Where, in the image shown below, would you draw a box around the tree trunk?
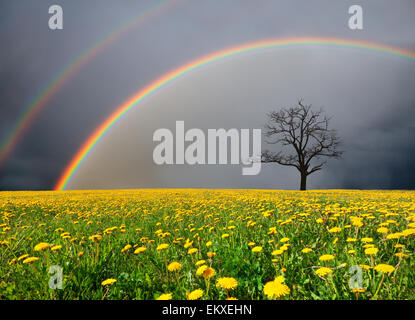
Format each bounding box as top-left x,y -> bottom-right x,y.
300,172 -> 307,191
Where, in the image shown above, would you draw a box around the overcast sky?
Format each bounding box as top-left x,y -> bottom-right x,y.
0,0 -> 414,190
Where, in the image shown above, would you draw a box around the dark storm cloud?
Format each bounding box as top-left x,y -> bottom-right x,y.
0,0 -> 414,190
0,0 -> 177,190
310,61 -> 415,190
335,98 -> 415,189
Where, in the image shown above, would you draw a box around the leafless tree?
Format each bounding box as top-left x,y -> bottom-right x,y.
261,100 -> 343,190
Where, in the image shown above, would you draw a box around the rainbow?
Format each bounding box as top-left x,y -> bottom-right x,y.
55,37 -> 415,190
0,0 -> 178,166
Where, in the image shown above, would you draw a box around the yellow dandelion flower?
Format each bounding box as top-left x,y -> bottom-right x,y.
272,249 -> 284,256
17,254 -> 29,261
360,264 -> 371,270
315,267 -> 333,277
51,245 -> 62,251
374,264 -> 395,274
134,246 -> 147,254
207,251 -> 216,258
301,248 -> 312,253
280,245 -> 289,251
184,240 -> 193,249
319,254 -> 334,262
187,289 -> 204,300
263,276 -> 290,299
252,246 -> 262,253
196,265 -> 208,276
377,227 -> 389,234
156,293 -> 172,300
34,242 -> 50,251
23,257 -> 39,264
188,248 -> 198,255
88,234 -> 102,242
101,278 -> 116,286
121,244 -> 132,253
167,261 -> 182,272
216,277 -> 238,290
195,260 -> 206,266
202,267 -> 216,279
364,247 -> 379,255
386,233 -> 403,240
402,228 -> 415,236
156,243 -> 169,251
351,218 -> 363,228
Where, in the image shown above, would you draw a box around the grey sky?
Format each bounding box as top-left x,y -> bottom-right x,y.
0,0 -> 414,190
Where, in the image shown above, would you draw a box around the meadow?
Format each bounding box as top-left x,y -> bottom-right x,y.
0,189 -> 414,300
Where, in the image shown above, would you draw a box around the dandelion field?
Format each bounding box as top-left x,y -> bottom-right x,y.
0,189 -> 414,300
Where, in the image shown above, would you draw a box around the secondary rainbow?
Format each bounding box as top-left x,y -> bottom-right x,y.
55,37 -> 415,190
0,0 -> 178,166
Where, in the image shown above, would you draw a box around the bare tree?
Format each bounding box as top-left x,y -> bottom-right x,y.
261,100 -> 343,190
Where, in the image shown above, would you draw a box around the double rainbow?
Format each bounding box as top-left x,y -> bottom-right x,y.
55,37 -> 415,190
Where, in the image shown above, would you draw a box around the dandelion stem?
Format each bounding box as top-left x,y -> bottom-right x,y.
206,279 -> 211,297
95,242 -> 99,264
175,271 -> 182,291
102,286 -> 110,300
373,274 -> 385,299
